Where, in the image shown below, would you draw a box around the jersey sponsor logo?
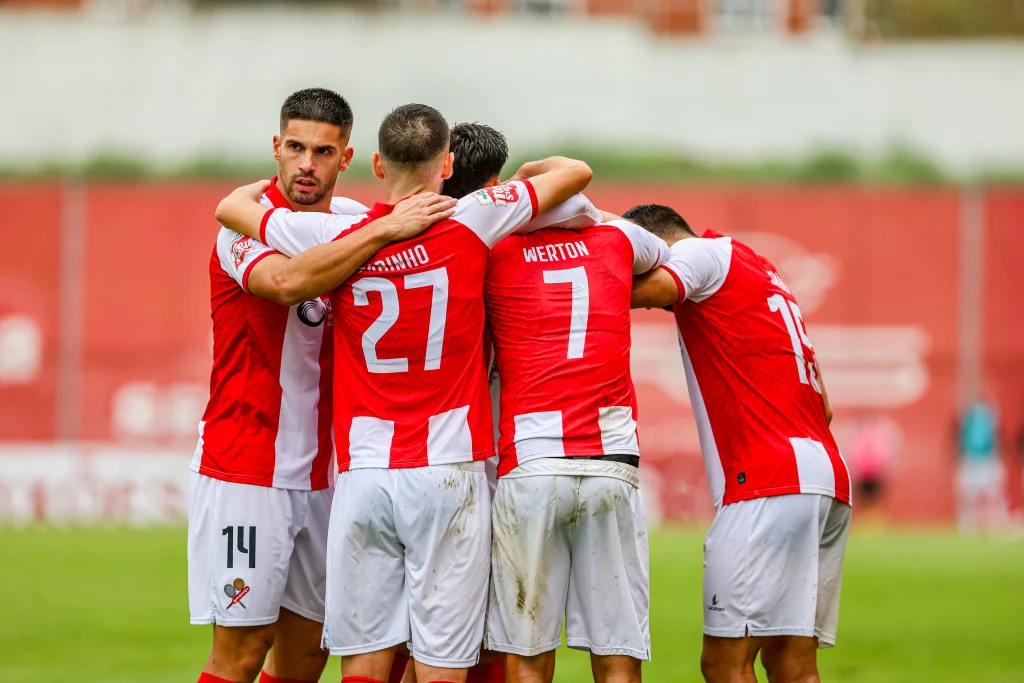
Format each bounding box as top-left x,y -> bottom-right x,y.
230,234 -> 254,267
223,577 -> 250,609
473,184 -> 520,208
297,298 -> 328,327
523,240 -> 589,263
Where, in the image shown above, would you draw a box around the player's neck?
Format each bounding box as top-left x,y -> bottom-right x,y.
275,177 -> 334,214
384,178 -> 441,205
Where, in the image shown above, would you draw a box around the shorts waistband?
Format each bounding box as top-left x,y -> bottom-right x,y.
502,456 -> 640,487
580,454 -> 639,468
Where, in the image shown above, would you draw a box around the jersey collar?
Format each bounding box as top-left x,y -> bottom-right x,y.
265,175 -> 293,210
367,202 -> 396,219
702,229 -> 723,239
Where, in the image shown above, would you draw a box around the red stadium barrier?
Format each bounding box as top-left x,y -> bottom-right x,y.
0,181 -> 1021,523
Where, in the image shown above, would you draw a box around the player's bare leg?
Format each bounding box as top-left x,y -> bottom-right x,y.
505,651 -> 556,683
758,636 -> 819,683
402,650 -> 504,683
700,634 -> 763,683
203,623 -> 276,683
261,608 -> 329,681
341,646 -> 400,682
412,660 -> 468,683
590,653 -> 642,683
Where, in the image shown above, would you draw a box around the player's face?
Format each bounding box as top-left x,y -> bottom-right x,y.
274,120 -> 354,206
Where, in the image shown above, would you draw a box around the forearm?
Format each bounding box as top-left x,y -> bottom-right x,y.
519,194 -> 600,233
630,269 -> 680,309
215,192 -> 267,240
263,223 -> 393,304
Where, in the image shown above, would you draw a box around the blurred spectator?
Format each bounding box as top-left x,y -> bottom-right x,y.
848,414 -> 897,523
955,395 -> 1009,532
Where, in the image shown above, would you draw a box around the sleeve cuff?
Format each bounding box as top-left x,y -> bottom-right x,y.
521,179 -> 539,220
659,264 -> 686,304
241,250 -> 278,293
259,208 -> 276,244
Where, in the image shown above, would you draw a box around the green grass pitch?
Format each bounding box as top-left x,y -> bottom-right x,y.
1,527 -> 1021,682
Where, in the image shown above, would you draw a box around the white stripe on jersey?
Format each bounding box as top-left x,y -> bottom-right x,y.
426,406 -> 474,465
273,307 -> 326,488
349,416 -> 395,468
790,437 -> 837,499
679,332 -> 727,511
597,406 -> 640,454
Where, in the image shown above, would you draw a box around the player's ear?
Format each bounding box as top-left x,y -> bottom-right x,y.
371,152 -> 386,181
339,146 -> 355,173
485,173 -> 500,188
273,135 -> 282,162
441,151 -> 454,181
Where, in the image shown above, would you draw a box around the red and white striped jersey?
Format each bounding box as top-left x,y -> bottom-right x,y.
258,182 -> 600,471
661,230 -> 851,509
485,220 -> 669,476
192,178 -> 367,490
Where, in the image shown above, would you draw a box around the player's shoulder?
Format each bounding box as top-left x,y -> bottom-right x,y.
330,196 -> 370,216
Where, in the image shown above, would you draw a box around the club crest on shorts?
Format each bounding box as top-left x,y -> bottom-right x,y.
224,577 -> 250,609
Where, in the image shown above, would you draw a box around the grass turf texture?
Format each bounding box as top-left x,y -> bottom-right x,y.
1,527 -> 1021,682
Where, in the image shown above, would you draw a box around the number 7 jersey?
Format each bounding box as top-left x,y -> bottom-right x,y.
660,230 -> 851,509
485,220 -> 670,476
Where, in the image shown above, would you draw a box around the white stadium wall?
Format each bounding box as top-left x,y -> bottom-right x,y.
0,9 -> 1022,172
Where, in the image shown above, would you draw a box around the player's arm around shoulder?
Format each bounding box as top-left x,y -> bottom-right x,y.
604,217 -> 671,275
215,179 -> 357,257
508,156 -> 593,216
238,193 -> 456,307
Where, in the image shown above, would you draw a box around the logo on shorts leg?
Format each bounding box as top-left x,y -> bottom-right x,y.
707,594 -> 725,612
224,578 -> 250,609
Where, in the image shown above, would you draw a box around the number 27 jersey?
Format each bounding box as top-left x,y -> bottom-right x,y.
661,230 -> 850,509
259,182 -> 599,471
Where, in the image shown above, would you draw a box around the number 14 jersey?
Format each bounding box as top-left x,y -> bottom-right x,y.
660,230 -> 851,509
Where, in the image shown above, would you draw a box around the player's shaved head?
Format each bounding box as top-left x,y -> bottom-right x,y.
280,88 -> 353,133
378,104 -> 450,167
443,123 -> 509,199
623,204 -> 696,241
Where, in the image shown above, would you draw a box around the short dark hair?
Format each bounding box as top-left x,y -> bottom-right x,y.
280,88 -> 353,132
378,104 -> 450,166
622,204 -> 696,239
442,123 -> 509,199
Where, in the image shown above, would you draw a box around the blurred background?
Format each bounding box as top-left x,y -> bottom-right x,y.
1,1 -> 1023,682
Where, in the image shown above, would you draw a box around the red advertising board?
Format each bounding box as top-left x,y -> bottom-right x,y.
0,181 -> 1021,523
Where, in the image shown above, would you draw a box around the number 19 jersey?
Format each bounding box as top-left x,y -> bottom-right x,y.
485,220 -> 669,476
661,230 -> 851,509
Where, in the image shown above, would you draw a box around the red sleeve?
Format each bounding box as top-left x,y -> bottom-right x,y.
259,208 -> 276,244
659,263 -> 686,303
522,179 -> 539,220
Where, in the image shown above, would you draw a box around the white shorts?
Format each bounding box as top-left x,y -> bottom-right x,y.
187,471 -> 333,627
323,462 -> 491,669
485,459 -> 651,660
703,493 -> 851,648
